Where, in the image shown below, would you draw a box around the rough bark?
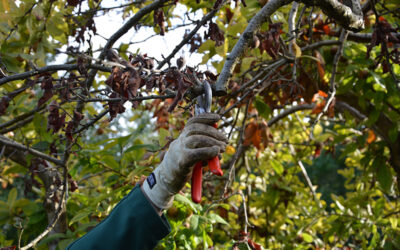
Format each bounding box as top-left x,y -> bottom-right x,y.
300,0 -> 364,32
214,0 -> 293,95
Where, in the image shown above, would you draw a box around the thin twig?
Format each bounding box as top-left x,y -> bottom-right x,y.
239,190 -> 251,233
73,109 -> 109,134
156,5 -> 222,69
310,29 -> 348,139
0,105 -> 47,130
222,99 -> 251,197
20,162 -> 67,250
288,144 -> 322,208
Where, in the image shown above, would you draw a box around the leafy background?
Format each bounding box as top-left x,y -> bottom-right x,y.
0,0 -> 399,249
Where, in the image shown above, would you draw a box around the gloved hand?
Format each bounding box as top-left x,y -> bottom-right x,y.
142,113 -> 227,210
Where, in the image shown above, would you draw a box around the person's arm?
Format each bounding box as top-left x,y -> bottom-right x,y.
67,185 -> 170,250
67,113 -> 227,249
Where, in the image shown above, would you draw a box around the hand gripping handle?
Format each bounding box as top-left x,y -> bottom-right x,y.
191,123 -> 223,203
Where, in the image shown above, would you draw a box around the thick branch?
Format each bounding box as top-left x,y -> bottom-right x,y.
1,144 -> 28,166
214,0 -> 293,95
0,135 -> 63,166
267,103 -> 315,127
339,31 -> 400,43
300,0 -> 364,32
0,64 -> 110,86
70,94 -> 175,103
0,105 -> 46,130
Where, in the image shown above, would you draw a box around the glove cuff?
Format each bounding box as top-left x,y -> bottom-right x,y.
142,165 -> 175,210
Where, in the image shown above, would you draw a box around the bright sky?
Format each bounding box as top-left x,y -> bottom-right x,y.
56,1 -> 211,70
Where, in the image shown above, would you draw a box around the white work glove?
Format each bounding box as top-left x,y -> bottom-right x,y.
142,113 -> 227,210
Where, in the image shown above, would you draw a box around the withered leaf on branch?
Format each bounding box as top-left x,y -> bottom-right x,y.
154,9 -> 166,36
65,111 -> 84,141
67,0 -> 80,7
206,21 -> 224,47
243,120 -> 272,152
186,33 -> 202,53
108,93 -> 126,121
106,67 -> 123,94
38,75 -> 54,107
259,23 -> 282,59
131,54 -> 154,70
165,69 -> 191,112
77,56 -> 87,75
298,69 -> 318,104
47,100 -> 66,133
367,17 -> 399,55
0,96 -> 10,115
152,99 -> 170,129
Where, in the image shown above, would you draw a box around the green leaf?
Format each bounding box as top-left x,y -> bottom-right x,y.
389,217 -> 398,229
207,213 -> 229,225
254,97 -> 271,120
7,188 -> 17,207
100,155 -> 120,169
302,233 -> 313,243
13,199 -> 30,210
389,126 -> 398,142
236,242 -> 252,250
368,109 -> 381,125
69,209 -> 92,226
117,134 -> 134,148
377,162 -> 393,193
174,194 -> 199,213
125,144 -> 159,153
371,72 -> 387,93
313,124 -> 323,136
158,128 -> 169,147
32,141 -> 50,152
3,165 -> 27,175
190,214 -> 199,230
198,40 -> 214,53
270,159 -> 284,175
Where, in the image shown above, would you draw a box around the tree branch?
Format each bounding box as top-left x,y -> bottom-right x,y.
310,29 -> 348,139
157,6 -> 221,69
0,64 -> 110,86
267,103 -> 315,127
69,93 -> 175,103
300,0 -> 364,32
20,161 -> 67,250
0,135 -> 63,166
289,144 -> 322,208
214,0 -> 293,95
102,0 -> 170,57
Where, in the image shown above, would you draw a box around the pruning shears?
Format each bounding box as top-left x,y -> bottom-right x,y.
191,80 -> 223,204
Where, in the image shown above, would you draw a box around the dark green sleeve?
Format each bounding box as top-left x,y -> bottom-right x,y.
67,185 -> 171,250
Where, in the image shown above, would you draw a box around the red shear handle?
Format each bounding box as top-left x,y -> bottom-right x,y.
209,123 -> 223,176
208,156 -> 223,176
191,123 -> 224,203
191,162 -> 203,203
